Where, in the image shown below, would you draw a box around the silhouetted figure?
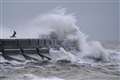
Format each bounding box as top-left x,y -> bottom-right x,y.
10,30 -> 16,38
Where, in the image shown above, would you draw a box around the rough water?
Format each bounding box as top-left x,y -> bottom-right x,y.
0,8 -> 120,80
0,55 -> 120,80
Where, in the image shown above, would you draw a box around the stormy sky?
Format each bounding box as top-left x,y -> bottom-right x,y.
0,0 -> 119,41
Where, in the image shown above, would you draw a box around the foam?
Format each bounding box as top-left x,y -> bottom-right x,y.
30,8 -> 113,62
17,74 -> 64,80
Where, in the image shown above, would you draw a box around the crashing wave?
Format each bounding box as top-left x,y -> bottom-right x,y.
24,8 -> 119,63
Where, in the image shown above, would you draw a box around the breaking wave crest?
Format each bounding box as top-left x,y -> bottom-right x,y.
25,8 -> 120,64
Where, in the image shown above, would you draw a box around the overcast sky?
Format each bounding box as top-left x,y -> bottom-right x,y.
0,0 -> 119,41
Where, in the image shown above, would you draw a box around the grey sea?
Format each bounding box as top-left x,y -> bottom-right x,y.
0,42 -> 120,80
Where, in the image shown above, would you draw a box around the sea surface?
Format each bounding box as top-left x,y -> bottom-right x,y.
0,42 -> 120,80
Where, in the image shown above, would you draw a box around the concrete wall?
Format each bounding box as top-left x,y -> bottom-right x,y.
0,39 -> 58,50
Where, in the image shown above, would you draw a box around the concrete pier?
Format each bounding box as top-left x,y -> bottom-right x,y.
0,39 -> 58,50
0,39 -> 59,61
